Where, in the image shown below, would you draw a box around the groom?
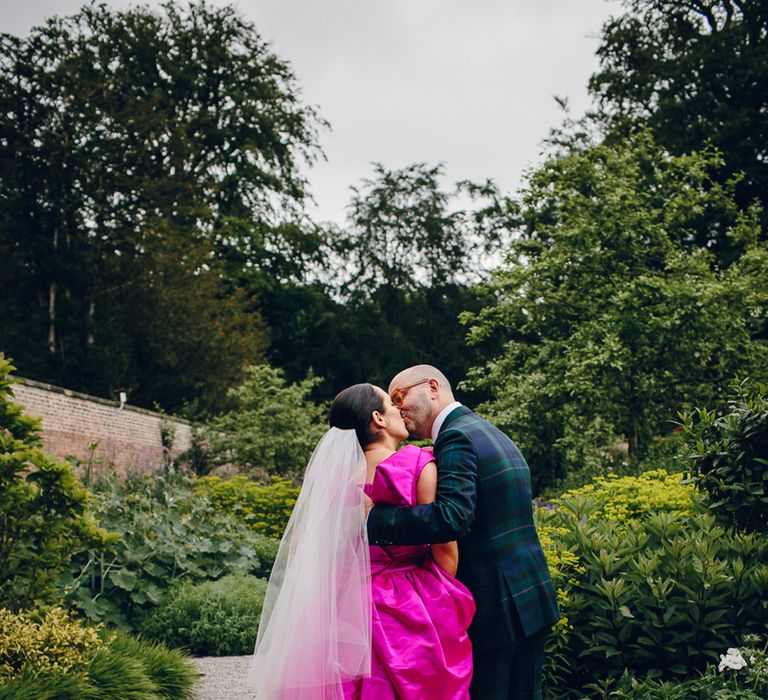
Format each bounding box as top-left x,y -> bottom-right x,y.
366,365 -> 560,699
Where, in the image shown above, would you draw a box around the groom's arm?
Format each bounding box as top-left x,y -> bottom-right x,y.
366,429 -> 478,545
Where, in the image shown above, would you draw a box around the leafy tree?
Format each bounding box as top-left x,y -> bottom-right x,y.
0,356 -> 106,610
590,0 -> 768,258
340,163 -> 508,295
464,132 -> 768,492
234,163 -> 509,403
202,364 -> 327,478
0,1 -> 323,412
257,278 -> 496,403
261,163 -> 505,400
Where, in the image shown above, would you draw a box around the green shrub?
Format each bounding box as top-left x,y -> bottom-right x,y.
0,608 -> 197,700
539,497 -> 768,697
682,380 -> 768,533
556,468 -> 697,522
0,607 -> 103,681
195,474 -> 299,538
695,634 -> 768,699
0,356 -> 108,610
87,631 -> 197,700
251,535 -> 280,578
87,649 -> 160,700
202,364 -> 327,477
542,469 -> 702,692
137,573 -> 267,656
62,472 -> 266,629
579,634 -> 768,699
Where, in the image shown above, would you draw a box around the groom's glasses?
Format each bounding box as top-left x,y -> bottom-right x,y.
390,379 -> 430,407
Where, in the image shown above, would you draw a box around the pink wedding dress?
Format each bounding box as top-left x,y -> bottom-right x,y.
343,445 -> 475,700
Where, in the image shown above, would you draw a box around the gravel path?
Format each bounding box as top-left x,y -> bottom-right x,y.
191,656 -> 257,700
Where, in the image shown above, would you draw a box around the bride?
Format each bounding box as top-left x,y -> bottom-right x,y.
249,382 -> 475,699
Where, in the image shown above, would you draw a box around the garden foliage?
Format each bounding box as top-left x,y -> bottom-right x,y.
683,381 -> 768,534
103,631 -> 198,700
195,474 -> 299,538
138,573 -> 268,656
582,634 -> 768,699
539,470 -> 768,697
0,357 -> 107,610
556,469 -> 696,522
62,472 -> 274,629
0,607 -> 103,681
581,636 -> 768,699
202,364 -> 327,477
464,131 -> 768,491
0,608 -> 197,699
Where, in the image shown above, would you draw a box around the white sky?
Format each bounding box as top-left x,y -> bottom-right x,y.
1,0 -> 620,226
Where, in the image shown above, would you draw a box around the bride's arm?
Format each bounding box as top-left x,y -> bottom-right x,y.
416,461 -> 458,576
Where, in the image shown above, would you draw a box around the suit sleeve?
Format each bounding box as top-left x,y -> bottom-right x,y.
366,429 -> 478,545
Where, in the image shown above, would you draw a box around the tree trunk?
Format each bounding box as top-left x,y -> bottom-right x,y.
48,228 -> 59,354
87,300 -> 95,346
627,416 -> 639,462
48,282 -> 57,354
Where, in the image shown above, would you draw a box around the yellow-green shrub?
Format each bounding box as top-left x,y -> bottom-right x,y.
0,607 -> 104,680
536,511 -> 581,690
556,468 -> 695,522
195,475 -> 299,537
539,469 -> 696,691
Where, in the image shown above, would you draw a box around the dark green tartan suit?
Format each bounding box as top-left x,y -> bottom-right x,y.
367,405 -> 560,698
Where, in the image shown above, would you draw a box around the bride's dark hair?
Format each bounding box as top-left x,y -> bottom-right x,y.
329,383 -> 385,449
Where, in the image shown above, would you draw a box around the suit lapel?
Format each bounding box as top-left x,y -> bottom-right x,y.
434,405 -> 472,451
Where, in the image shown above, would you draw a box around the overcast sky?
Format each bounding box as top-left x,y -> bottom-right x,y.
1,0 -> 619,226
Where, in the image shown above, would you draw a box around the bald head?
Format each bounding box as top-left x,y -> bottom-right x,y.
388,365 -> 453,396
388,365 -> 455,439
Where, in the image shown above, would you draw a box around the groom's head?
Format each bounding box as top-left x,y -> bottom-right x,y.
388,365 -> 455,439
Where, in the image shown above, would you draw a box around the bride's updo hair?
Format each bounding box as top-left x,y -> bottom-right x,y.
329,383 -> 385,449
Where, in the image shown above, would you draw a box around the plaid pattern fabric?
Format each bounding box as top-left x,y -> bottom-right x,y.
471,628 -> 547,700
367,406 -> 560,652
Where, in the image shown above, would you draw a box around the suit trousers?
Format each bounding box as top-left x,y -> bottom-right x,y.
469,626 -> 548,700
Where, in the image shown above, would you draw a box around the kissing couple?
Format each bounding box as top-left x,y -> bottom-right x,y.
250,364 -> 560,699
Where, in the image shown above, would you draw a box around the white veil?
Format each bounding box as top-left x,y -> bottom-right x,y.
249,427 -> 372,699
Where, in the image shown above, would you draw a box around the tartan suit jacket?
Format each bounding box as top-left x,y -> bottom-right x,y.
366,405 -> 560,651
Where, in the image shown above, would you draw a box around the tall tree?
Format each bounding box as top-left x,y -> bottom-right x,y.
590,0 -> 768,260
0,1 -> 324,412
340,163 -> 507,295
465,132 -> 768,492
259,164 -> 509,400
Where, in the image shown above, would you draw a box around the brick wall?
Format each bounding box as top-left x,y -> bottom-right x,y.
11,377 -> 192,477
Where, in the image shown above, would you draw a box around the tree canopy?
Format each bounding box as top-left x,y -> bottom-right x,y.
590,0 -> 768,258
258,163 -> 507,401
202,364 -> 327,478
464,132 -> 768,491
3,1 -> 767,496
0,1 -> 324,412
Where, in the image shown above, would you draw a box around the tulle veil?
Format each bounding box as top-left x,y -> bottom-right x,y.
249,427 -> 372,699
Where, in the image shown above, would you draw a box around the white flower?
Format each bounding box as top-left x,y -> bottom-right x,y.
718,648 -> 748,673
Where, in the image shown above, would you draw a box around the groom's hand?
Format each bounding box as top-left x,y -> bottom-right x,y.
363,493 -> 375,515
